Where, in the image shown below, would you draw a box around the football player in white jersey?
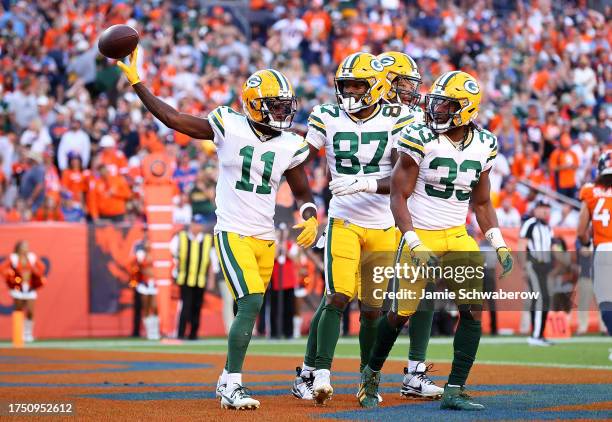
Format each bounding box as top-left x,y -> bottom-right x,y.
291,52 -> 420,405
358,71 -> 513,411
377,51 -> 444,400
118,50 -> 319,410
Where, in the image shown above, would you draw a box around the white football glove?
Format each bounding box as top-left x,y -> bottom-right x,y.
329,176 -> 377,196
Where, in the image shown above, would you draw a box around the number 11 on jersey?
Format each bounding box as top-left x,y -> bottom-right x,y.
236,145 -> 275,194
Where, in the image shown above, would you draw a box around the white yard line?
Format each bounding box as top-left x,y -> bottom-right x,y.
1,337 -> 610,370
2,336 -> 609,349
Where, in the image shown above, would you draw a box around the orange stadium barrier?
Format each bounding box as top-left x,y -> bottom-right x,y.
0,222 -> 227,340
0,224 -> 601,339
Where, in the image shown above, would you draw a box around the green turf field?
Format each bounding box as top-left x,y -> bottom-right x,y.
4,336 -> 611,369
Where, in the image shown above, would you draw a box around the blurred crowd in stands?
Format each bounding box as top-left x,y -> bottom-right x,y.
0,0 -> 610,229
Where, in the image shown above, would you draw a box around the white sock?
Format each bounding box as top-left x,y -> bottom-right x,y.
408,360 -> 419,373
143,317 -> 150,339
293,316 -> 302,339
220,368 -> 228,384
150,316 -> 160,339
226,373 -> 242,391
301,363 -> 314,376
448,384 -> 461,388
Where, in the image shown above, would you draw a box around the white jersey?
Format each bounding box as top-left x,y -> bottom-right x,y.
306,103 -> 423,228
208,106 -> 309,240
397,122 -> 497,230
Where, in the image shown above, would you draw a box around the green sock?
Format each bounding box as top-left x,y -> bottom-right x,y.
304,298 -> 325,368
315,303 -> 344,370
359,314 -> 382,372
226,294 -> 263,373
448,317 -> 482,386
369,315 -> 403,372
408,310 -> 434,362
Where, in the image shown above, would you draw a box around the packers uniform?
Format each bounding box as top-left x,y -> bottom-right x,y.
307,101 -> 420,306
392,121 -> 496,315
208,100 -> 309,299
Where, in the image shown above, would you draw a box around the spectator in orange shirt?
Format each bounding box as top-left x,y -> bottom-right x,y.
33,195 -> 64,222
549,133 -> 579,198
61,152 -> 89,205
88,162 -> 132,223
512,143 -> 540,179
5,198 -> 32,223
139,122 -> 165,154
98,135 -> 128,176
43,150 -> 61,205
541,110 -> 563,161
498,177 -> 528,216
303,0 -> 332,63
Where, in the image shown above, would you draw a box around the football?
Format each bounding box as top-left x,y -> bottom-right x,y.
97,24 -> 139,59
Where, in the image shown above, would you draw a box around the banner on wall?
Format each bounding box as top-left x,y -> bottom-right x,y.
89,223 -> 145,314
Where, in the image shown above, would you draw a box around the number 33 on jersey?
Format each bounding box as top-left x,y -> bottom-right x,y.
397,122 -> 498,230
306,102 -> 420,228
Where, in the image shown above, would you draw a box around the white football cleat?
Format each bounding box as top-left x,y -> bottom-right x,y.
527,337 -> 553,347
400,362 -> 443,399
220,385 -> 260,410
216,376 -> 226,400
291,367 -> 314,400
312,369 -> 333,405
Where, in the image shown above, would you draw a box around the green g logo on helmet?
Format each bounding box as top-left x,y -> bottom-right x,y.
379,55 -> 396,67
246,75 -> 262,88
464,79 -> 480,95
370,59 -> 384,72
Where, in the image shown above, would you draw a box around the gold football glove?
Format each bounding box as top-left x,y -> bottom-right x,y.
497,246 -> 513,278
293,216 -> 318,248
410,243 -> 439,267
116,47 -> 141,85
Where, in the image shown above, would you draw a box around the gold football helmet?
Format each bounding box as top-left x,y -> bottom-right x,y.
241,69 -> 297,130
335,52 -> 386,113
377,51 -> 421,107
425,71 -> 482,133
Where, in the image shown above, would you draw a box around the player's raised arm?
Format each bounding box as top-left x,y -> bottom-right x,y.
471,169 -> 513,277
117,48 -> 214,140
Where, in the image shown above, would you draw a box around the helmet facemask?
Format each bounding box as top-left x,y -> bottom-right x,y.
598,151 -> 612,176
335,78 -> 374,113
425,94 -> 464,133
390,75 -> 421,107
248,95 -> 297,131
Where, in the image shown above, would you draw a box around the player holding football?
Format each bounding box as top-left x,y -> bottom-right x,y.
292,52 -> 421,405
577,150 -> 612,335
358,71 -> 513,410
117,50 -> 319,410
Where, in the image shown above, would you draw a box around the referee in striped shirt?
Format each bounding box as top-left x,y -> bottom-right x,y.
518,200 -> 553,346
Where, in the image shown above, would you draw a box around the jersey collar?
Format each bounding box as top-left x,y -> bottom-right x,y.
345,103 -> 381,124
442,126 -> 474,151
247,120 -> 280,142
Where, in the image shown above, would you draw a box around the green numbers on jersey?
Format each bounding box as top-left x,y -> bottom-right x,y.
235,146 -> 275,194
425,157 -> 482,201
410,123 -> 437,145
382,104 -> 402,117
320,104 -> 339,117
333,131 -> 388,175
